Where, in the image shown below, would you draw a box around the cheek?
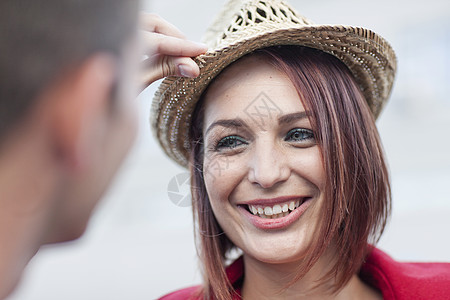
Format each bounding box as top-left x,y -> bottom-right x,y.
290,147 -> 326,192
203,154 -> 246,209
110,98 -> 139,155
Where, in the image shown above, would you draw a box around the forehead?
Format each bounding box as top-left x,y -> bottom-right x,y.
202,54 -> 305,127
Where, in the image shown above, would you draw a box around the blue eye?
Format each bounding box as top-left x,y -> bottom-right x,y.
216,136 -> 247,150
285,128 -> 314,142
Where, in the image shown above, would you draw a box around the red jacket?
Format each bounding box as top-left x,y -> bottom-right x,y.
159,248 -> 450,299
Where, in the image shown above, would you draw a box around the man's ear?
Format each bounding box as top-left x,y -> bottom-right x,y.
49,53 -> 118,173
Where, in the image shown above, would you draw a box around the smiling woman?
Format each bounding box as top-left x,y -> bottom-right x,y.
189,46 -> 389,299
151,0 -> 450,299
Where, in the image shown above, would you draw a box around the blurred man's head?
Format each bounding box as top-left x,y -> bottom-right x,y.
0,0 -> 140,280
0,1 -> 210,298
0,0 -> 139,138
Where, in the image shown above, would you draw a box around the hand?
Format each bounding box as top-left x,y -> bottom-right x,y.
139,13 -> 208,89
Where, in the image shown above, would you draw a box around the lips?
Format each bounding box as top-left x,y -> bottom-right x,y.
237,196 -> 312,230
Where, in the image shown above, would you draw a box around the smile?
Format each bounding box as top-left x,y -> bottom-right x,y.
247,200 -> 302,219
238,196 -> 313,230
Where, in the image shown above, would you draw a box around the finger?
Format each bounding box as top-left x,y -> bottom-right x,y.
140,56 -> 201,89
139,12 -> 186,40
141,55 -> 201,83
142,31 -> 208,57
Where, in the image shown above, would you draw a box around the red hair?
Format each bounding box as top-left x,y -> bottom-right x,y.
189,46 -> 391,300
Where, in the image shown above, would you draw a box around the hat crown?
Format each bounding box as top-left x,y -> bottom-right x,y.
203,0 -> 313,49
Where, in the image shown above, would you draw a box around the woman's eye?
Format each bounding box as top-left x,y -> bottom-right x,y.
285,128 -> 315,142
216,136 -> 247,150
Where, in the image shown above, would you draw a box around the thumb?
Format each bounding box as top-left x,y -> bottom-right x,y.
173,57 -> 201,78
140,56 -> 200,89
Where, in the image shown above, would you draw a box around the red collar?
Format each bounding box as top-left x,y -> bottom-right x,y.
159,247 -> 450,299
225,247 -> 450,300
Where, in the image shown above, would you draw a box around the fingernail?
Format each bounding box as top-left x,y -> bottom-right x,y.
178,64 -> 195,78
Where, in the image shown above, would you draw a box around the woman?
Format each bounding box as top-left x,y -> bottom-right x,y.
151,0 -> 450,299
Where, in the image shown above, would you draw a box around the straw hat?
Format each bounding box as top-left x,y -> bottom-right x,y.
151,0 -> 397,168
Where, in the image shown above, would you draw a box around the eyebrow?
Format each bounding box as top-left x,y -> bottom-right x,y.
204,111 -> 311,136
278,111 -> 311,125
205,118 -> 247,137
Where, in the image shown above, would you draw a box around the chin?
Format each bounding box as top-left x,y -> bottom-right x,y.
243,241 -> 306,265
44,221 -> 88,245
250,250 -> 305,265
63,225 -> 87,242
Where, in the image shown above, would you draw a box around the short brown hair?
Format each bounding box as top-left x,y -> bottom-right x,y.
0,0 -> 138,142
189,46 -> 391,300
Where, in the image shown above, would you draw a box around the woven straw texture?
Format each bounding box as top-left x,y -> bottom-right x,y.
151,0 -> 397,168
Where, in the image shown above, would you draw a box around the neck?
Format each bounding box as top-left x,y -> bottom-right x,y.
0,123 -> 60,299
241,248 -> 382,300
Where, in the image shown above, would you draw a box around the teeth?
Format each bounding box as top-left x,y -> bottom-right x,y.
271,213 -> 281,218
247,199 -> 305,219
289,201 -> 295,211
273,205 -> 282,214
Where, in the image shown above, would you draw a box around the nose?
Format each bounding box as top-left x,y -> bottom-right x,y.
248,140 -> 290,189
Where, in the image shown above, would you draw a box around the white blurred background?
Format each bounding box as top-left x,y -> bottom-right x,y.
8,0 -> 450,299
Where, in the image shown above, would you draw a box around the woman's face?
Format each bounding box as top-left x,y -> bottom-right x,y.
201,54 -> 326,264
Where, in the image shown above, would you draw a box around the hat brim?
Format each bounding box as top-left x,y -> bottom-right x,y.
151,24 -> 397,168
